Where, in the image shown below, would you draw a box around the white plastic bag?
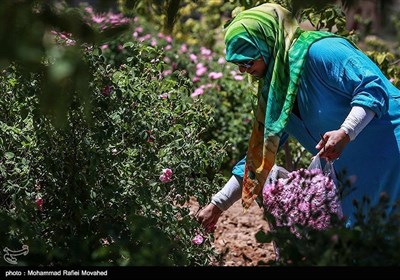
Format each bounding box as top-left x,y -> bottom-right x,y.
262,155 -> 342,230
264,155 -> 337,187
308,155 -> 338,185
264,164 -> 290,186
263,155 -> 341,259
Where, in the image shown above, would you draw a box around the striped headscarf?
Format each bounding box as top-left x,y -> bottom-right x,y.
224,3 -> 337,209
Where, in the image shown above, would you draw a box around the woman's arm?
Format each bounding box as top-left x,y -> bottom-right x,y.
316,105 -> 376,160
196,175 -> 242,231
197,133 -> 290,229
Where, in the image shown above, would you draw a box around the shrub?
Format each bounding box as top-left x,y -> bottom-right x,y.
0,41 -> 226,266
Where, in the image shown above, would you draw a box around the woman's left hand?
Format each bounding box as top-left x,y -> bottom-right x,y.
316,129 -> 350,161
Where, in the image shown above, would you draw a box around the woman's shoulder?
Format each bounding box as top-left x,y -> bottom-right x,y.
307,37 -> 357,63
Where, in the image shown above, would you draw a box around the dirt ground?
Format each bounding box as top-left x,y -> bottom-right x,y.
208,201 -> 276,266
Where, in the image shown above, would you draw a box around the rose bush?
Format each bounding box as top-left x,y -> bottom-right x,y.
0,36 -> 227,265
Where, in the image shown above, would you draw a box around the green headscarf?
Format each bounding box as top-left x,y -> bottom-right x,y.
224,3 -> 337,209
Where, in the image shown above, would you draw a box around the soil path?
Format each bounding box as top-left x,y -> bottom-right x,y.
210,200 -> 276,266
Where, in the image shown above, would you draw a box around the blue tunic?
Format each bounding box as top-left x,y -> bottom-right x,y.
233,37 -> 400,225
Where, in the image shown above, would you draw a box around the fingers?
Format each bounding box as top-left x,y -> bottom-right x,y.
316,130 -> 347,161
315,140 -> 323,150
195,208 -> 217,233
195,204 -> 223,234
195,208 -> 209,227
319,150 -> 340,161
195,210 -> 204,224
205,222 -> 216,233
317,142 -> 340,160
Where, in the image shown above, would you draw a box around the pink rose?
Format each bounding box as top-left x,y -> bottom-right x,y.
159,168 -> 173,183
192,234 -> 204,245
36,197 -> 43,211
102,85 -> 112,96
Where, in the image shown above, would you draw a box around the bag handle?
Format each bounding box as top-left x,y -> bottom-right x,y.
308,155 -> 337,182
308,154 -> 322,170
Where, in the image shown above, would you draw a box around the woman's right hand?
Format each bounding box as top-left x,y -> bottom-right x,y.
196,203 -> 223,233
316,129 -> 350,161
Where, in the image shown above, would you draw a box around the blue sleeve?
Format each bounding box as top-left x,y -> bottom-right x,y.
231,132 -> 289,178
232,156 -> 246,178
308,38 -> 389,118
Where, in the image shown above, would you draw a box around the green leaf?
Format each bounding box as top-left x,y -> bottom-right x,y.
255,230 -> 272,243
4,152 -> 15,159
123,42 -> 135,48
376,54 -> 386,65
